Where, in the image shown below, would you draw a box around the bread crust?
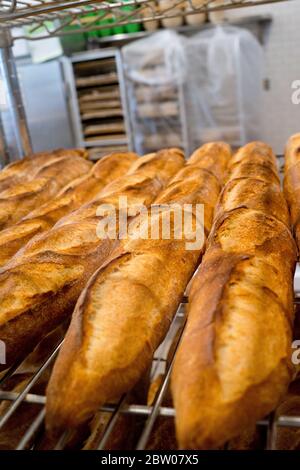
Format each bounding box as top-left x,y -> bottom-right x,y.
0,150 -> 184,370
171,141 -> 296,449
0,155 -> 92,230
0,153 -> 137,266
0,148 -> 88,194
284,133 -> 300,250
45,142 -> 231,434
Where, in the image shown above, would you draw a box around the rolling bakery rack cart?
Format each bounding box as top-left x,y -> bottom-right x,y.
0,0 -> 299,451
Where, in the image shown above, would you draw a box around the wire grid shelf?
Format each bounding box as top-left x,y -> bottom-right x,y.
0,294 -> 300,450
0,0 -> 291,40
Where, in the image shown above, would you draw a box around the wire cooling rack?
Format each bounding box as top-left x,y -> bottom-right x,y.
0,293 -> 300,451
0,0 -> 292,41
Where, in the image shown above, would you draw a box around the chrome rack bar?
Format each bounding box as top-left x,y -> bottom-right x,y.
0,339 -> 62,430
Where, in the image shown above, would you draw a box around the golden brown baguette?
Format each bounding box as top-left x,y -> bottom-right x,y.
0,153 -> 137,266
171,141 -> 297,449
188,143 -> 229,184
0,148 -> 87,194
0,155 -> 92,230
228,141 -> 278,170
284,133 -> 300,251
0,149 -> 184,371
214,177 -> 290,227
229,158 -> 280,186
45,142 -> 231,434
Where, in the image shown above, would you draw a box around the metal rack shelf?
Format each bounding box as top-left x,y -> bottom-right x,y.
86,14 -> 271,46
0,0 -> 291,41
0,293 -> 299,450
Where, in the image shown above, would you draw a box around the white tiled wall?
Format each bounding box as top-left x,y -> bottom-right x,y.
226,2 -> 300,154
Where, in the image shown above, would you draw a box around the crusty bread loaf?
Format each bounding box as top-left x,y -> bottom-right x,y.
214,177 -> 290,227
45,142 -> 231,434
228,142 -> 278,170
0,153 -> 137,266
0,155 -> 92,230
284,133 -> 300,251
188,142 -> 230,184
0,149 -> 184,371
0,148 -> 87,194
171,141 -> 297,449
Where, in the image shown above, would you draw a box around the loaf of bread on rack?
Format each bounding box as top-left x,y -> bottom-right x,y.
0,149 -> 184,371
0,153 -> 92,230
45,142 -> 231,434
0,148 -> 88,194
0,153 -> 137,266
171,141 -> 297,449
284,133 -> 300,251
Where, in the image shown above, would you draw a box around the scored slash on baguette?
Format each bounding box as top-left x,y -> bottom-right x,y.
0,148 -> 88,194
0,154 -> 92,231
0,153 -> 138,267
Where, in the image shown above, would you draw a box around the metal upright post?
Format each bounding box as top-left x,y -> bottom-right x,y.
0,28 -> 32,161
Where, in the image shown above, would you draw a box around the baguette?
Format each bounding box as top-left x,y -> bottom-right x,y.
0,153 -> 137,266
171,141 -> 297,449
0,149 -> 184,370
46,142 -> 231,434
0,155 -> 92,230
284,133 -> 300,250
0,148 -> 87,194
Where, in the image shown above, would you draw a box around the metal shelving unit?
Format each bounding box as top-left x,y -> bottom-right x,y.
61,48 -> 132,158
0,0 -> 291,39
0,0 -> 292,159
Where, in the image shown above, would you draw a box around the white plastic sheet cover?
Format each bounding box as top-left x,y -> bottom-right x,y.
184,25 -> 263,149
122,30 -> 187,155
122,26 -> 263,155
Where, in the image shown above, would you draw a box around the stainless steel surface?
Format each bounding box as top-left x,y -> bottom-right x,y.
266,412 -> 277,450
115,48 -> 132,152
0,0 -> 290,42
97,395 -> 127,450
60,56 -> 84,148
178,80 -> 190,158
136,316 -> 186,449
1,290 -> 300,450
84,138 -> 129,147
0,112 -> 9,166
18,59 -> 74,152
16,408 -> 45,450
0,29 -> 32,160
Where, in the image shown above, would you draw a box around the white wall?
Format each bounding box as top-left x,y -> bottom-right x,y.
226,1 -> 300,154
